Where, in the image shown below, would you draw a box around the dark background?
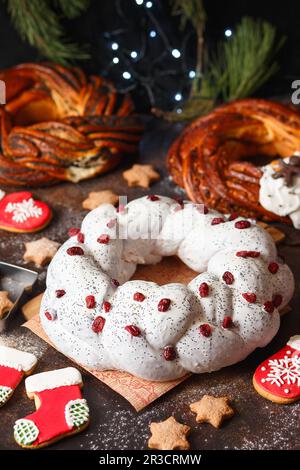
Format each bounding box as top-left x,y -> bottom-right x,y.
0,0 -> 299,110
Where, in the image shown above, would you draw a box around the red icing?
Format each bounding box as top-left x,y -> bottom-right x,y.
25,385 -> 83,446
0,364 -> 24,390
0,192 -> 51,232
254,344 -> 300,399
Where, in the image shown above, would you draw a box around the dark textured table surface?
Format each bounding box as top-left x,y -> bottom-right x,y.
0,120 -> 300,450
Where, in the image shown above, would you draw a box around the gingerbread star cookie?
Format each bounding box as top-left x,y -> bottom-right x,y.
148,416 -> 190,450
123,164 -> 160,188
23,237 -> 60,267
0,291 -> 13,319
82,190 -> 119,210
190,395 -> 234,428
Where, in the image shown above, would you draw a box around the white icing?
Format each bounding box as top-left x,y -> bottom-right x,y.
5,198 -> 42,223
0,190 -> 5,201
40,196 -> 294,381
259,154 -> 300,228
287,335 -> 300,352
0,385 -> 12,405
266,356 -> 300,387
65,398 -> 89,428
14,419 -> 39,446
0,346 -> 37,372
25,367 -> 82,393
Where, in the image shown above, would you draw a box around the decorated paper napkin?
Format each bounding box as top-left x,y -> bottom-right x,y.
24,315 -> 189,411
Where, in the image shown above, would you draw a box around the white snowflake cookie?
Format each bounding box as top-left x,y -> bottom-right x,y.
253,335 -> 300,403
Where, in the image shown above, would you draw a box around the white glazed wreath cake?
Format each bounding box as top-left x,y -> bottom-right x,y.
40,195 -> 295,381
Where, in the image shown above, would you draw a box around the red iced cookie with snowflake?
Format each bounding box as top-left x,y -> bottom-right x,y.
14,367 -> 90,449
0,191 -> 51,233
0,346 -> 37,407
253,335 -> 300,404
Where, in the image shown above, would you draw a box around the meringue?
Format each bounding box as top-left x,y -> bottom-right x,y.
40,196 -> 294,381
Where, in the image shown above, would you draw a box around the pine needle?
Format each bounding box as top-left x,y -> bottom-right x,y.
158,13 -> 285,121
4,0 -> 90,65
55,0 -> 90,19
207,17 -> 285,102
170,0 -> 206,31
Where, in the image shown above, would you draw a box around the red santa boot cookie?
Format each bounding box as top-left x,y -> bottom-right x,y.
14,367 -> 90,449
0,346 -> 37,407
253,335 -> 300,404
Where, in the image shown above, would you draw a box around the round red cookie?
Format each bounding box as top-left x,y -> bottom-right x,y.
253,335 -> 300,404
0,191 -> 51,233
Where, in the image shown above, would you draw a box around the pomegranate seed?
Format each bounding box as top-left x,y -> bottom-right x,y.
92,316 -> 105,333
86,295 -> 96,309
174,197 -> 184,210
67,246 -> 84,256
44,310 -> 56,321
133,292 -> 145,302
197,204 -> 208,214
55,289 -> 65,298
68,227 -> 80,237
147,195 -> 160,201
228,213 -> 239,221
268,262 -> 279,274
264,301 -> 274,314
117,204 -> 125,213
222,271 -> 234,285
236,251 -> 260,258
199,324 -> 212,337
103,301 -> 111,313
77,232 -> 85,243
235,220 -> 251,229
163,346 -> 176,361
106,218 -> 117,229
158,298 -> 171,312
199,282 -> 209,297
222,316 -> 233,328
273,294 -> 283,308
242,292 -> 257,303
111,279 -> 120,287
125,325 -> 141,336
211,217 -> 225,225
97,234 -> 110,244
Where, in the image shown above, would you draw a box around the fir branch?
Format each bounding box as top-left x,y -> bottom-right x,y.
170,0 -> 206,96
207,17 -> 285,102
170,0 -> 206,32
4,0 -> 90,65
159,15 -> 285,121
55,0 -> 90,19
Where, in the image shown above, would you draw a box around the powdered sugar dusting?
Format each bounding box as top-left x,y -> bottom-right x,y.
0,328 -> 47,359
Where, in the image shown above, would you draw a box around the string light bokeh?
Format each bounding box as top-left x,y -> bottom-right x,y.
100,0 -> 233,111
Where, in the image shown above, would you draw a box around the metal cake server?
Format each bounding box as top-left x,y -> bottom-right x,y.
0,261 -> 38,332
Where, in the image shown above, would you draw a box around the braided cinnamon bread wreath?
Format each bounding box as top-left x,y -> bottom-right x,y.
0,63 -> 143,186
167,99 -> 300,223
